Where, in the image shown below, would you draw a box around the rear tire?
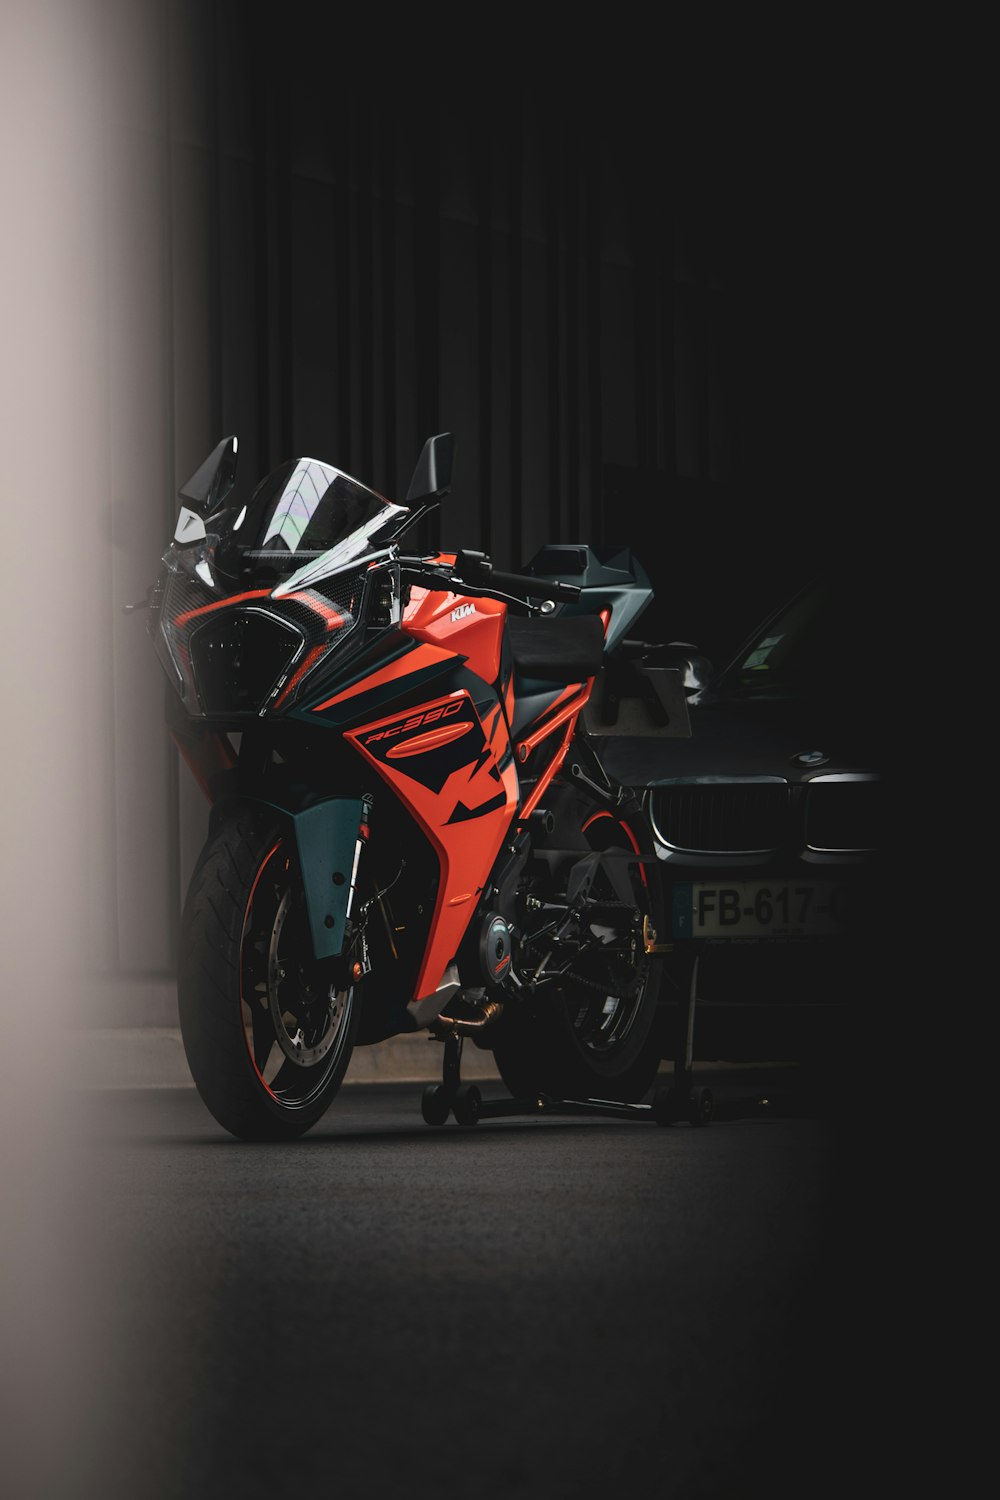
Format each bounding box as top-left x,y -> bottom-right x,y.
178,810 -> 359,1140
491,788 -> 665,1104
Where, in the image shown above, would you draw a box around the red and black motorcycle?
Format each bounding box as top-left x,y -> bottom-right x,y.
144,432 -> 695,1139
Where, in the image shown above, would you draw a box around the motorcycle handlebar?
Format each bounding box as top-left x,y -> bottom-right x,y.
487,567 -> 581,602
398,553 -> 581,604
450,549 -> 582,602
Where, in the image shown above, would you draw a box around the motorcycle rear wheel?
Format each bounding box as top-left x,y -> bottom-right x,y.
178,810 -> 359,1140
491,790 -> 666,1104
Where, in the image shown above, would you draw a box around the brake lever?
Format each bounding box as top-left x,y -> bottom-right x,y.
398,561 -> 456,591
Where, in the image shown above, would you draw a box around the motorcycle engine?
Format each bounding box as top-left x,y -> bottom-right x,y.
457,910 -> 513,992
455,831 -> 528,994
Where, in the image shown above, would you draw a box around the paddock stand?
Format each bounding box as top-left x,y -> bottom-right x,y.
652,952 -> 715,1126
419,957 -> 713,1129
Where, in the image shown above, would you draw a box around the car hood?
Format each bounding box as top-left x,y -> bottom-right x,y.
596,688 -> 883,789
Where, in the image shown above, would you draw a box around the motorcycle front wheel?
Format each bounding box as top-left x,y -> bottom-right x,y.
178,810 -> 359,1140
490,788 -> 666,1104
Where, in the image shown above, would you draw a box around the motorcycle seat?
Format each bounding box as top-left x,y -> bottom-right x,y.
506,613 -> 605,683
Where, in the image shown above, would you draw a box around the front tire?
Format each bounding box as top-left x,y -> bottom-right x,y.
178,811 -> 359,1140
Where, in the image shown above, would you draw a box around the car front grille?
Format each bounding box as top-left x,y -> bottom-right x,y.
649,775 -> 881,856
649,782 -> 790,854
803,774 -> 881,853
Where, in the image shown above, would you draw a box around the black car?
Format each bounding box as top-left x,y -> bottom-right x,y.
589,571 -> 886,1072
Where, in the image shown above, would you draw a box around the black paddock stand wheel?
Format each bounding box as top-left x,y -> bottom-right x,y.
421,1084 -> 450,1126
453,1083 -> 482,1127
688,1085 -> 714,1126
420,1040 -> 482,1126
653,1084 -> 714,1127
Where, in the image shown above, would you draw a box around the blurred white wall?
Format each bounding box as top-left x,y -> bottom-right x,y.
0,0 -> 215,1006
0,2 -> 198,1491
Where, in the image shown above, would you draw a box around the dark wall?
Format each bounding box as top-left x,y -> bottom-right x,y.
180,2 -> 889,674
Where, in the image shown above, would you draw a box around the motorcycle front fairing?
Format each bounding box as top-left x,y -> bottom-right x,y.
154,451 -> 414,972
151,452 -> 411,723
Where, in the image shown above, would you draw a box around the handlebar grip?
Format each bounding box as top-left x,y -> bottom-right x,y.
448,552 -> 581,601
489,568 -> 582,601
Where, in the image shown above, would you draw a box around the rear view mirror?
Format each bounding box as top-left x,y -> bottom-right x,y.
405,433 -> 454,504
179,435 -> 239,515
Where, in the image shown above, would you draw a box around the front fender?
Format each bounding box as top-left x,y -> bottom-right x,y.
211,790 -> 371,962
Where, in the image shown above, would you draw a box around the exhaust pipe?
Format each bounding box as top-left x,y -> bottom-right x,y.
432,996 -> 504,1036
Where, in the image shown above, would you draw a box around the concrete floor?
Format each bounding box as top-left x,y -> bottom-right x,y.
15,1070 -> 909,1500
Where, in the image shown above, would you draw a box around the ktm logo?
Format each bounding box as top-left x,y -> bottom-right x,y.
364,699 -> 463,744
451,603 -> 475,622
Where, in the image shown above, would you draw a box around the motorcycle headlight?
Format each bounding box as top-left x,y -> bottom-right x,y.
189,609 -> 303,716
154,562 -> 377,718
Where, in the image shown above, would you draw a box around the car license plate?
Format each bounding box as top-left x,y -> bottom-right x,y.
671,880 -> 860,939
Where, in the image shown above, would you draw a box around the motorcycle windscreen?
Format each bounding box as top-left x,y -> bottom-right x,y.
213,457 -> 411,591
